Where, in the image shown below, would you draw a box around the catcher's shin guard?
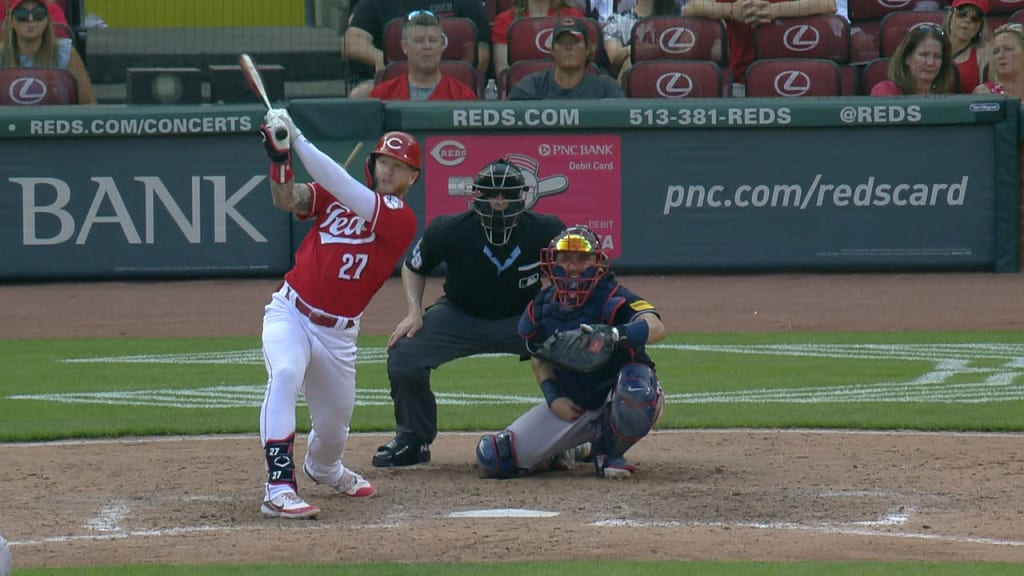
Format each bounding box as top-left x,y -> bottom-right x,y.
597,364 -> 663,458
475,430 -> 520,478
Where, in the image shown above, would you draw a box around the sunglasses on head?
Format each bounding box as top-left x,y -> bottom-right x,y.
954,6 -> 983,23
407,9 -> 438,21
914,23 -> 946,36
12,5 -> 49,22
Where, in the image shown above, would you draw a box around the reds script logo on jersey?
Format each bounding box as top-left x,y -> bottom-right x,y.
319,202 -> 375,245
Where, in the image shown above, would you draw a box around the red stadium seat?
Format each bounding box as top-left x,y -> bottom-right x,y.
0,67 -> 78,105
879,11 -> 946,57
382,16 -> 479,66
629,16 -> 727,65
987,14 -> 1010,34
505,16 -> 601,64
860,57 -> 891,95
499,58 -> 602,98
840,64 -> 859,95
375,59 -> 483,98
850,20 -> 881,63
745,58 -> 843,97
621,59 -> 724,98
754,15 -> 850,62
847,0 -> 918,22
1011,9 -> 1024,24
988,0 -> 1021,16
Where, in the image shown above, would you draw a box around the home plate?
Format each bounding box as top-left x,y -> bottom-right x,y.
448,509 -> 560,518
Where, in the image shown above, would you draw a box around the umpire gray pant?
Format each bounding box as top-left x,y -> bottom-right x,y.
386,297 -> 528,445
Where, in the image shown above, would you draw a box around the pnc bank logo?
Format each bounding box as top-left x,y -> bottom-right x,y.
774,71 -> 812,96
9,77 -> 48,104
783,25 -> 820,52
658,27 -> 695,53
656,73 -> 693,97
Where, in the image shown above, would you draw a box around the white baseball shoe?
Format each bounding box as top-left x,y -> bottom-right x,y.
596,455 -> 637,480
304,464 -> 377,498
261,490 -> 320,519
551,442 -> 593,470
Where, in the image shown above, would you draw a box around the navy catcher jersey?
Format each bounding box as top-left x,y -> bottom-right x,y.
519,275 -> 660,409
406,210 -> 565,319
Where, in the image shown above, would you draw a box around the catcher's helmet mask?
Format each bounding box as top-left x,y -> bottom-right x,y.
470,159 -> 528,246
541,225 -> 609,307
365,131 -> 422,189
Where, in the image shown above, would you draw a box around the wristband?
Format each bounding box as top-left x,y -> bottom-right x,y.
540,379 -> 560,407
618,319 -> 650,347
269,160 -> 293,185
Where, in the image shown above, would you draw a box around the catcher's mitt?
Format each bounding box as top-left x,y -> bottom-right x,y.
533,324 -> 621,373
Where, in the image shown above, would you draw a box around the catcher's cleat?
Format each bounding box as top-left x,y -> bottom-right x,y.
304,464 -> 377,498
595,455 -> 636,480
372,437 -> 431,468
261,490 -> 320,519
550,442 -> 593,470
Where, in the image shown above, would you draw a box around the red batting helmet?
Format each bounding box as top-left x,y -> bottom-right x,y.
364,131 -> 422,188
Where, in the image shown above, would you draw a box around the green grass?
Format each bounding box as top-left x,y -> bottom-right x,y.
3,331 -> 1023,574
2,331 -> 1024,440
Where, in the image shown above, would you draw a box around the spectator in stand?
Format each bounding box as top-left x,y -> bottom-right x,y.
492,0 -> 585,79
871,23 -> 954,96
0,0 -> 95,104
683,0 -> 836,95
0,0 -> 65,26
945,0 -> 990,94
974,22 -> 1024,97
509,17 -> 623,99
343,0 -> 490,98
362,10 -> 478,101
603,0 -> 679,80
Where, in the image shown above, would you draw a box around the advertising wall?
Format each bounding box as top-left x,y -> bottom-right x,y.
0,98 -> 1018,280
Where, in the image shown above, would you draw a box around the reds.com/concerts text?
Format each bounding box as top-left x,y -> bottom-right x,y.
662,175 -> 970,214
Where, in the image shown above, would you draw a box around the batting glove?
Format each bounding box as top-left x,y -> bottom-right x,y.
265,108 -> 302,140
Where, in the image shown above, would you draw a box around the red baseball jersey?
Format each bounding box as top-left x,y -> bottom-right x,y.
283,182 -> 417,317
369,75 -> 478,101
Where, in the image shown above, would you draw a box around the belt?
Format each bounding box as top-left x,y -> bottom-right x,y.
285,287 -> 356,330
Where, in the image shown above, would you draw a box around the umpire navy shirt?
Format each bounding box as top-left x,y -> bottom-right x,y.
406,210 -> 565,319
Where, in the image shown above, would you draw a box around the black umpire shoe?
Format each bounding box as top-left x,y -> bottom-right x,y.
372,437 -> 431,467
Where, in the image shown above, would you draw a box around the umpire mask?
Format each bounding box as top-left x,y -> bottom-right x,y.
470,160 -> 528,246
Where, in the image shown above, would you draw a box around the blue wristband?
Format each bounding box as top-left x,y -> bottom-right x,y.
619,320 -> 650,347
540,379 -> 560,407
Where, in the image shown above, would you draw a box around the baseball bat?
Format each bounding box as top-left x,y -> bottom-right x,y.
342,141 -> 364,171
238,53 -> 288,140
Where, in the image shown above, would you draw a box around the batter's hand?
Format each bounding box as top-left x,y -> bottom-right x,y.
265,108 -> 302,140
387,313 -> 423,348
549,397 -> 584,422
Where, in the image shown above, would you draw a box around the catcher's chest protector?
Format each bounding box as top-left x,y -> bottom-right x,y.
534,280 -> 625,336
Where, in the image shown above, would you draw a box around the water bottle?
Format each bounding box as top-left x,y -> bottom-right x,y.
484,78 -> 499,101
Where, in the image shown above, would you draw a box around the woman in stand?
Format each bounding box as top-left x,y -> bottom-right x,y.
871,23 -> 955,96
973,22 -> 1024,97
0,0 -> 95,104
944,0 -> 990,94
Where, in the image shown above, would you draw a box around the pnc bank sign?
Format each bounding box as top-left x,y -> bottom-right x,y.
11,175 -> 269,246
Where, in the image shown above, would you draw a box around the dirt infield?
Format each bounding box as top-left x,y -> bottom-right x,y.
2,274 -> 1024,568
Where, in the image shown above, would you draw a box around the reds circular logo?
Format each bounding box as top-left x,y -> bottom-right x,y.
656,73 -> 693,98
783,25 -> 821,52
9,77 -> 48,105
658,27 -> 695,54
430,139 -> 467,167
774,70 -> 811,97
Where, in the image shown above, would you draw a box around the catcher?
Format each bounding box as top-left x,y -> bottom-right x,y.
476,225 -> 665,479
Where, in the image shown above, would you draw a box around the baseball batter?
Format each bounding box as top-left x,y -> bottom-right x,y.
476,225 -> 666,479
258,109 -> 420,519
376,159 -> 565,467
